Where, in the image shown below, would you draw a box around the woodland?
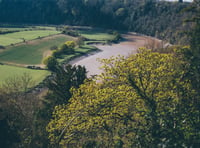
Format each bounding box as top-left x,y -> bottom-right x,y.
0,0 -> 194,44
0,0 -> 199,148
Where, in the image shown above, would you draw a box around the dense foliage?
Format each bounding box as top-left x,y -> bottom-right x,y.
0,65 -> 87,148
45,2 -> 200,146
47,48 -> 199,147
0,0 -> 193,43
43,56 -> 58,71
30,64 -> 87,148
0,74 -> 39,148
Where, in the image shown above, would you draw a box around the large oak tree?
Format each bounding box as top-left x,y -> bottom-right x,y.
47,48 -> 199,147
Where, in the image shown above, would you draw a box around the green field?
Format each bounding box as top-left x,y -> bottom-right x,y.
57,44 -> 99,63
0,30 -> 60,46
55,28 -> 115,63
0,35 -> 74,65
0,26 -> 114,85
75,44 -> 98,53
0,65 -> 50,85
78,29 -> 115,40
0,27 -> 31,32
0,26 -> 56,32
30,26 -> 57,31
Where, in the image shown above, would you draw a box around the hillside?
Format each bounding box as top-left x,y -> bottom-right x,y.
0,0 -> 193,44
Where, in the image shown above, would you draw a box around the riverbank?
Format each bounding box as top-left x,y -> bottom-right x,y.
69,32 -> 163,76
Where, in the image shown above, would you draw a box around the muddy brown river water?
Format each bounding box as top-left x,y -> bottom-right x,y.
70,33 -> 161,76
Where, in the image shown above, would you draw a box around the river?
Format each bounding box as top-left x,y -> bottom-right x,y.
69,33 -> 161,76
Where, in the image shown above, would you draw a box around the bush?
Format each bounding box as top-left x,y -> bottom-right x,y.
0,45 -> 5,49
52,50 -> 61,58
113,31 -> 122,43
61,27 -> 79,37
76,36 -> 86,47
26,65 -> 42,70
59,41 -> 76,54
50,45 -> 58,50
65,41 -> 76,49
43,56 -> 58,71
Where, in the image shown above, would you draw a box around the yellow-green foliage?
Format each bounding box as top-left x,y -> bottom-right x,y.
47,49 -> 195,147
43,56 -> 53,65
42,56 -> 58,71
64,41 -> 76,49
51,41 -> 76,57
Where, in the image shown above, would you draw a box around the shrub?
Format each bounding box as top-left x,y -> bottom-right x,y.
50,45 -> 58,50
65,41 -> 76,49
76,36 -> 85,47
0,45 -> 5,49
43,56 -> 58,71
52,50 -> 61,58
59,41 -> 76,54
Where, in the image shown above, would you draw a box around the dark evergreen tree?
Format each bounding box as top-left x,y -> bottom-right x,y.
31,64 -> 87,147
47,64 -> 87,104
0,118 -> 20,148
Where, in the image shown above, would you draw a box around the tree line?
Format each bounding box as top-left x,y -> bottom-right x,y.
0,0 -> 193,44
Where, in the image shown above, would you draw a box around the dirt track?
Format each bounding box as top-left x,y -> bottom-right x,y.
70,33 -> 162,76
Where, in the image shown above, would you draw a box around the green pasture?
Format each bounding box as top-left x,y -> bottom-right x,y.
75,45 -> 98,53
0,27 -> 29,32
0,35 -> 74,65
78,29 -> 115,41
0,26 -> 56,32
33,26 -> 56,30
58,45 -> 99,63
0,30 -> 60,46
0,65 -> 50,85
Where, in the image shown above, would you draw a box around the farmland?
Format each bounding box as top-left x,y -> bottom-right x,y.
0,30 -> 60,46
0,64 -> 50,85
78,29 -> 116,41
0,34 -> 75,65
0,26 -> 60,46
58,45 -> 99,63
0,25 -> 116,85
0,26 -> 62,84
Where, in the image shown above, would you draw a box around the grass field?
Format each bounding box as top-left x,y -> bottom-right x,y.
57,44 -> 99,63
0,26 -> 115,86
0,27 -> 30,32
78,29 -> 115,41
0,26 -> 115,88
0,26 -> 56,32
0,34 -> 74,65
0,30 -> 60,46
75,45 -> 98,53
56,28 -> 114,64
0,65 -> 50,85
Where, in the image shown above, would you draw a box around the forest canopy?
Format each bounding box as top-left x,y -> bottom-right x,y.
47,48 -> 199,147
